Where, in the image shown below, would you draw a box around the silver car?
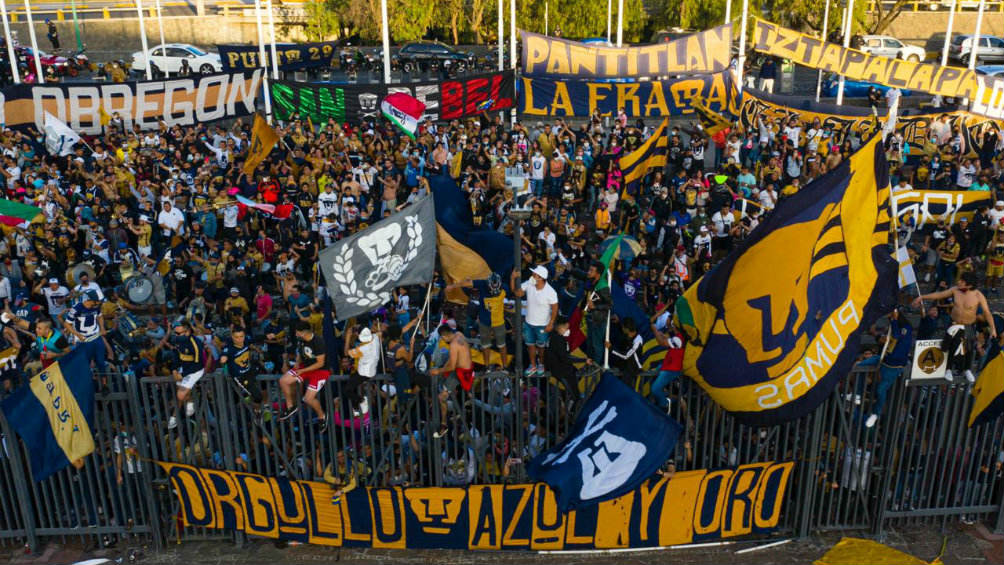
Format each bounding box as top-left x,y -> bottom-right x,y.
949,34 -> 1004,66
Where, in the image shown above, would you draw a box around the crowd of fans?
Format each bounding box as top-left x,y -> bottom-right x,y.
0,81 -> 1001,494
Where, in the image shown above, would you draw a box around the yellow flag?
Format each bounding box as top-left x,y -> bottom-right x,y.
98,105 -> 111,127
692,95 -> 731,136
243,113 -> 279,176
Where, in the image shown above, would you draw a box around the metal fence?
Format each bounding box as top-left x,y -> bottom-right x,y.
0,364 -> 1002,552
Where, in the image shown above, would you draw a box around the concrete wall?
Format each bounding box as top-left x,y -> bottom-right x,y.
881,11 -> 1004,48
5,16 -> 310,56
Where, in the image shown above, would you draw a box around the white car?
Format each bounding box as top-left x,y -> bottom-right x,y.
859,35 -> 926,62
131,43 -> 222,77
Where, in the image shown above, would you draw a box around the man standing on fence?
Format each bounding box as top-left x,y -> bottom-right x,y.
428,324 -> 473,439
279,321 -> 330,430
168,318 -> 205,430
512,266 -> 558,378
913,271 -> 996,383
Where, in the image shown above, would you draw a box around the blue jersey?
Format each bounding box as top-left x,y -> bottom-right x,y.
65,303 -> 102,340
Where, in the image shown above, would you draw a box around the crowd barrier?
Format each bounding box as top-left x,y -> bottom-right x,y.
0,364 -> 1001,551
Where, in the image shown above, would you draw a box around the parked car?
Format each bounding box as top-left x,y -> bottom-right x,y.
131,43 -> 222,77
948,34 -> 1004,66
859,35 -> 926,62
976,64 -> 1004,77
821,74 -> 913,97
393,42 -> 474,73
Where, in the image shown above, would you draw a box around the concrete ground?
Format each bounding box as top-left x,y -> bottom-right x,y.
1,522 -> 1002,565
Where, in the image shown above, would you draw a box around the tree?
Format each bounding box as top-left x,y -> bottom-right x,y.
303,0 -> 342,41
467,0 -> 492,44
330,0 -> 434,43
762,0 -> 868,39
867,0 -> 912,34
514,0 -> 647,42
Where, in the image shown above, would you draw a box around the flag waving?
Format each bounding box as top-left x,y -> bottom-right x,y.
619,118 -> 668,198
382,92 -> 426,139
527,373 -> 681,512
243,113 -> 280,176
43,112 -> 81,157
676,134 -> 898,426
320,195 -> 436,320
969,315 -> 1004,427
0,347 -> 95,481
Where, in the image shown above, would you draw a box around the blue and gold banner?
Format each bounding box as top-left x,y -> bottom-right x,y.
519,71 -> 739,118
622,118 -> 669,195
218,41 -> 338,72
159,460 -> 794,549
892,190 -> 992,227
970,315 -> 1004,427
0,347 -> 95,481
520,26 -> 731,78
676,135 -> 898,426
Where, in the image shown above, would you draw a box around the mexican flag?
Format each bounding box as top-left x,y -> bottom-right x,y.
381,92 -> 425,139
0,199 -> 42,227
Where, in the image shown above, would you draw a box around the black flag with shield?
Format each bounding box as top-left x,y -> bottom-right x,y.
320,196 -> 436,320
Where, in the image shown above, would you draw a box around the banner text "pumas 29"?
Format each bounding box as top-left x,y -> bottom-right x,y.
159,460 -> 794,550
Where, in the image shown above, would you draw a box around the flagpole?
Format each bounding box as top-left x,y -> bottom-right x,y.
969,0 -> 985,71
380,0 -> 390,83
835,0 -> 854,106
23,0 -> 45,83
509,0 -> 516,126
0,0 -> 19,84
544,1 -> 548,35
253,0 -> 274,123
136,0 -> 152,80
941,0 -> 957,67
815,0 -> 831,102
265,0 -> 280,80
737,0 -> 748,88
606,0 -> 611,43
724,0 -> 732,25
603,266 -> 611,370
616,0 -> 623,47
497,0 -> 503,71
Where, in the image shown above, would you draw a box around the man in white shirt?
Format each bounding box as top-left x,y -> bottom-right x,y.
511,265 -> 558,377
158,200 -> 185,239
530,150 -> 546,197
72,271 -> 104,301
39,277 -> 70,319
318,185 -> 339,217
988,201 -> 1004,228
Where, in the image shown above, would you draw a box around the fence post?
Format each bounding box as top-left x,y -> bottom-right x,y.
125,374 -> 165,551
212,372 -> 247,548
0,411 -> 38,552
870,369 -> 907,537
797,404 -> 824,538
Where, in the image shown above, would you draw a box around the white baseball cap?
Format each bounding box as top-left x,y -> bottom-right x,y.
531,265 -> 549,280
359,327 -> 373,343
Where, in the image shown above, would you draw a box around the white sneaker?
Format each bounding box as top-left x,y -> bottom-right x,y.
945,370 -> 955,382
853,394 -> 862,406
665,399 -> 672,414
865,413 -> 878,428
185,401 -> 195,417
359,397 -> 369,415
924,273 -> 931,282
168,416 -> 178,430
965,370 -> 976,383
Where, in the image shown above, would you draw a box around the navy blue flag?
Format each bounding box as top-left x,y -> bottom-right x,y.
1,347 -> 95,481
527,372 -> 682,511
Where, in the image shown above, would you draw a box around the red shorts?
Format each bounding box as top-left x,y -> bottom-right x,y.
294,369 -> 330,392
456,367 -> 475,392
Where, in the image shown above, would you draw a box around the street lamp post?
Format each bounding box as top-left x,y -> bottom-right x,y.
508,205 -> 530,480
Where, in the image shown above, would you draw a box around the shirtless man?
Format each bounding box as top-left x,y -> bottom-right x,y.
428,324 -> 473,439
913,271 -> 996,382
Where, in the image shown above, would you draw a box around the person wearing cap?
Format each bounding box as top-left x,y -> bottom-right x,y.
35,277 -> 70,321
344,322 -> 382,412
63,289 -> 111,374
693,225 -> 713,260
73,270 -> 104,302
511,265 -> 558,377
167,318 -> 205,429
279,320 -> 331,428
224,286 -> 250,327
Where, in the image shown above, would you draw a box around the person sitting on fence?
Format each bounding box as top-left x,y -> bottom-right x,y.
913,271 -> 996,383
857,308 -> 914,429
219,326 -> 262,409
279,320 -> 330,430
167,318 -> 205,430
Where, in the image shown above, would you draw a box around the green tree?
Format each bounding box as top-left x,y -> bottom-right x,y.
763,0 -> 868,39
330,0 -> 435,43
513,0 -> 647,42
303,0 -> 342,41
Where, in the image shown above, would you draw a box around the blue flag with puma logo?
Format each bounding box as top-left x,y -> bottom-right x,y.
675,134 -> 898,426
527,372 -> 681,512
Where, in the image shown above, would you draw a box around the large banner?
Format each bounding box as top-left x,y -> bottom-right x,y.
520,71 -> 738,118
160,460 -> 794,550
218,41 -> 338,72
739,87 -> 1004,157
893,190 -> 992,227
521,25 -> 731,78
271,71 -> 515,125
752,19 -> 1004,119
0,70 -> 264,135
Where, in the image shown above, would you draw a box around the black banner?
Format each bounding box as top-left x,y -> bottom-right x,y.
0,70 -> 264,134
218,41 -> 338,72
271,70 -> 516,125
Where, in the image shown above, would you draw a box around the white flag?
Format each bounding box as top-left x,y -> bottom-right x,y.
43,112 -> 81,157
896,246 -> 916,288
